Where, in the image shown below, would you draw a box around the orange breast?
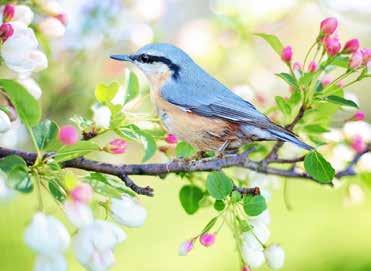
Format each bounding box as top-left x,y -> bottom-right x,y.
148,72 -> 242,151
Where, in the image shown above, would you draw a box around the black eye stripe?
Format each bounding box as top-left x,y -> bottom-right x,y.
134,54 -> 181,80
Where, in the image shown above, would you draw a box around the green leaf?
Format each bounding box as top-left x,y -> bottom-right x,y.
179,185 -> 203,215
48,180 -> 66,202
0,155 -> 26,173
287,89 -> 302,107
326,95 -> 359,108
201,217 -> 218,234
116,124 -> 156,162
231,190 -> 242,203
214,200 -> 225,211
303,125 -> 329,134
8,166 -> 33,193
124,70 -> 139,104
243,195 -> 267,216
304,151 -> 335,183
54,141 -> 100,162
255,33 -> 284,55
275,96 -> 291,116
0,79 -> 41,126
95,81 -> 120,103
32,120 -> 58,150
175,141 -> 197,158
276,73 -> 298,89
299,73 -> 314,87
206,172 -> 233,200
332,56 -> 349,68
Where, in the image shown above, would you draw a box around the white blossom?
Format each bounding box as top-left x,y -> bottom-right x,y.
0,110 -> 11,133
13,5 -> 34,26
39,17 -> 65,38
250,220 -> 270,244
63,200 -> 93,228
111,195 -> 147,227
242,247 -> 265,268
24,212 -> 70,256
0,170 -> 14,200
264,244 -> 285,269
35,254 -> 67,271
92,105 -> 111,129
343,121 -> 371,142
17,77 -> 42,100
73,220 -> 126,271
42,0 -> 64,16
242,232 -> 263,251
1,22 -> 47,74
249,210 -> 271,226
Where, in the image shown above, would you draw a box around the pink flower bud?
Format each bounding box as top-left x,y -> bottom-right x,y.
178,240 -> 194,256
3,4 -> 15,22
70,183 -> 93,204
199,233 -> 216,247
59,125 -> 79,145
165,134 -> 178,144
281,46 -> 293,63
361,48 -> 371,65
308,61 -> 318,72
107,138 -> 128,154
242,266 -> 251,271
292,61 -> 302,71
351,135 -> 367,153
349,50 -> 363,69
55,14 -> 67,26
321,75 -> 332,86
0,23 -> 13,43
320,17 -> 338,36
324,37 -> 341,56
343,39 -> 360,54
353,111 -> 365,121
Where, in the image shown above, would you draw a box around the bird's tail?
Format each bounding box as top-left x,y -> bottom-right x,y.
267,124 -> 313,150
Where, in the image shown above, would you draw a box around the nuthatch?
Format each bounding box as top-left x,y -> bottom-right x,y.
111,43 -> 312,153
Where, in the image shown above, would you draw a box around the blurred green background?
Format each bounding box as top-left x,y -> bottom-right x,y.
1,0 -> 371,270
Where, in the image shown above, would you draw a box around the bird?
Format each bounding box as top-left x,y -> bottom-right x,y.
110,43 -> 312,153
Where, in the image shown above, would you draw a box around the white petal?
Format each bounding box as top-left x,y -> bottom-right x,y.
17,77 -> 42,100
28,50 -> 48,72
43,0 -> 64,15
24,212 -> 70,256
88,249 -> 115,271
250,220 -> 270,244
249,210 -> 271,226
0,110 -> 11,133
64,200 -> 94,228
242,232 -> 263,251
13,5 -> 34,26
0,170 -> 15,200
242,247 -> 265,268
111,195 -> 147,227
92,105 -> 111,129
39,17 -> 65,38
35,254 -> 67,271
343,121 -> 371,142
264,244 -> 285,269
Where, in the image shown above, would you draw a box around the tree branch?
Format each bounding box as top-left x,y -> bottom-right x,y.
0,145 -> 369,196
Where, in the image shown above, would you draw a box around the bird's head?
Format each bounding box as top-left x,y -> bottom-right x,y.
110,43 -> 193,84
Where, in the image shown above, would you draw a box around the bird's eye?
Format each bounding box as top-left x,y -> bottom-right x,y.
139,54 -> 151,63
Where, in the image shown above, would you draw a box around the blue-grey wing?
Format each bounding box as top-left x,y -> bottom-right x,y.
161,71 -> 270,123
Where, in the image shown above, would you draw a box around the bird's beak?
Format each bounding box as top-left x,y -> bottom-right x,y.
110,54 -> 132,62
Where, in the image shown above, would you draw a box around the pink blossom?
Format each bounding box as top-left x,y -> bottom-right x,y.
199,233 -> 216,247
165,134 -> 178,144
320,17 -> 338,36
242,266 -> 251,271
70,183 -> 93,204
179,240 -> 194,256
292,61 -> 302,71
349,50 -> 363,69
3,4 -> 15,22
0,23 -> 13,43
59,125 -> 79,145
353,111 -> 365,121
343,39 -> 360,54
361,48 -> 371,65
107,138 -> 128,154
281,46 -> 292,63
55,14 -> 67,25
351,135 -> 367,153
324,37 -> 341,56
308,61 -> 318,72
321,75 -> 332,86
